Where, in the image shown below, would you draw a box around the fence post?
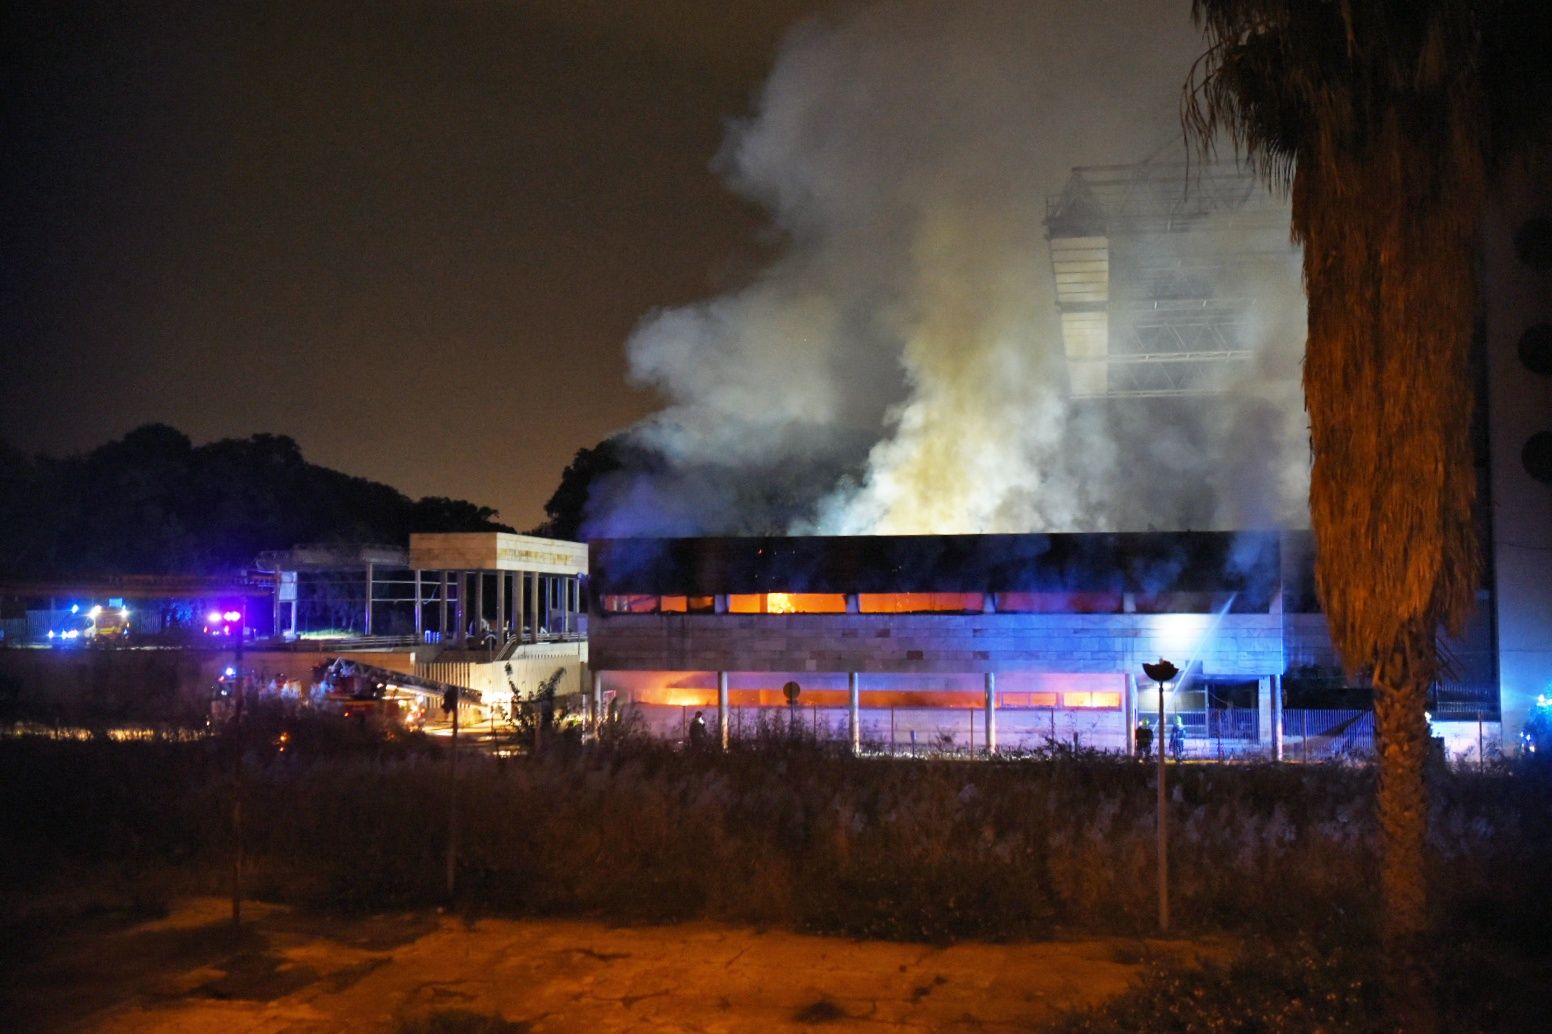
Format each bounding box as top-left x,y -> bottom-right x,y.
1302,710 -> 1309,764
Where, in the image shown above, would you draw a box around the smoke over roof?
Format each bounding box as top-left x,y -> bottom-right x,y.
584,1 -> 1308,538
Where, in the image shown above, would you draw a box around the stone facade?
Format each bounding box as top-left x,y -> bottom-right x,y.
591,611 -> 1289,679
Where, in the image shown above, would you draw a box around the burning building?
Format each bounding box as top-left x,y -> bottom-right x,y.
587,531 -> 1331,755
584,153 -> 1545,756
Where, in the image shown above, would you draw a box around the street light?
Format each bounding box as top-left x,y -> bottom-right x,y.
1142,658 -> 1179,934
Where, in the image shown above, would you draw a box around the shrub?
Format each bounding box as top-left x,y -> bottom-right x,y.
3,737 -> 1549,949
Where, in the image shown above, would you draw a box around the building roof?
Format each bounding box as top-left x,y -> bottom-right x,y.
589,531 -> 1286,604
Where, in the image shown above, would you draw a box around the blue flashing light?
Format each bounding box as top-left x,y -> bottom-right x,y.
69,604 -> 79,614
224,666 -> 236,678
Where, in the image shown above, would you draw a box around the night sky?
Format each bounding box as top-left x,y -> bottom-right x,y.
3,1 -> 823,528
4,1 -> 1207,532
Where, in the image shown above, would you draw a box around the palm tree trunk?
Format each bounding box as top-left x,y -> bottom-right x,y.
1372,635 -> 1436,1033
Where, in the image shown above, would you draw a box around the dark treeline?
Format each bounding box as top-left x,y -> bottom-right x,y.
0,424 -> 513,577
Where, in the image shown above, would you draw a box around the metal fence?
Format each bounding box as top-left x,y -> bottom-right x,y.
1283,708 -> 1374,762
636,702 -> 1395,764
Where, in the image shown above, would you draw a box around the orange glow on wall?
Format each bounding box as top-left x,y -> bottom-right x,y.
998,691 -> 1060,708
729,593 -> 847,614
609,671 -> 1126,712
659,595 -> 716,613
857,592 -> 984,614
1063,691 -> 1122,709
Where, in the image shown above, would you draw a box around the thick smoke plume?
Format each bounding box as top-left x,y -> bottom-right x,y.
585,0 -> 1308,538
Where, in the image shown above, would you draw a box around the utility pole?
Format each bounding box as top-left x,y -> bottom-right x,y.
231,608 -> 245,927
444,686 -> 460,902
1142,658 -> 1179,934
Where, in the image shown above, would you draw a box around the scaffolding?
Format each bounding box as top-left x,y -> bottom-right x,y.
1046,161 -> 1297,399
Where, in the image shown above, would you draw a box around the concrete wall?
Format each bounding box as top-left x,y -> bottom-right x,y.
1483,157 -> 1552,742
409,533 -> 587,575
418,641 -> 587,702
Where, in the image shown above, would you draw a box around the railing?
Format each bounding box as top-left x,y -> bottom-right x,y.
267,634 -> 420,650
1433,699 -> 1499,720
1283,709 -> 1374,762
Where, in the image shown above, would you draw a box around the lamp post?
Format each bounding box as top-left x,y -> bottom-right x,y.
442,685 -> 460,902
231,606 -> 246,928
1142,658 -> 1179,934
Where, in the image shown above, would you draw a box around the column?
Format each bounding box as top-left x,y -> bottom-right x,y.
593,670 -> 604,730
438,571 -> 448,642
1271,673 -> 1284,761
364,562 -> 374,635
848,671 -> 861,755
563,576 -> 572,636
1257,675 -> 1274,752
474,572 -> 486,642
529,571 -> 540,640
454,572 -> 467,646
413,570 -> 423,638
1124,673 -> 1138,756
984,671 -> 997,755
718,670 -> 730,750
515,572 -> 525,642
496,568 -> 509,639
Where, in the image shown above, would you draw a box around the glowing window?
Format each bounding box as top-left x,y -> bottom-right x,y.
1063,691 -> 1121,709
858,593 -> 984,613
660,595 -> 718,613
729,593 -> 847,614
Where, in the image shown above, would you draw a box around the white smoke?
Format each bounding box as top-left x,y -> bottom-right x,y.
593,0 -> 1308,537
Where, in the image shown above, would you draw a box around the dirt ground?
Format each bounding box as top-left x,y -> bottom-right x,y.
1,898 -> 1221,1033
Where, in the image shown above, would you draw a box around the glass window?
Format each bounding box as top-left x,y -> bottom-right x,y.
602,595 -> 659,614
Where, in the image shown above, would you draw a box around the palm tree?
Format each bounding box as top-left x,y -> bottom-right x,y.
1184,0 -> 1549,979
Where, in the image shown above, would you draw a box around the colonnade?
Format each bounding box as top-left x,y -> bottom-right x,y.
415,569 -> 583,647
